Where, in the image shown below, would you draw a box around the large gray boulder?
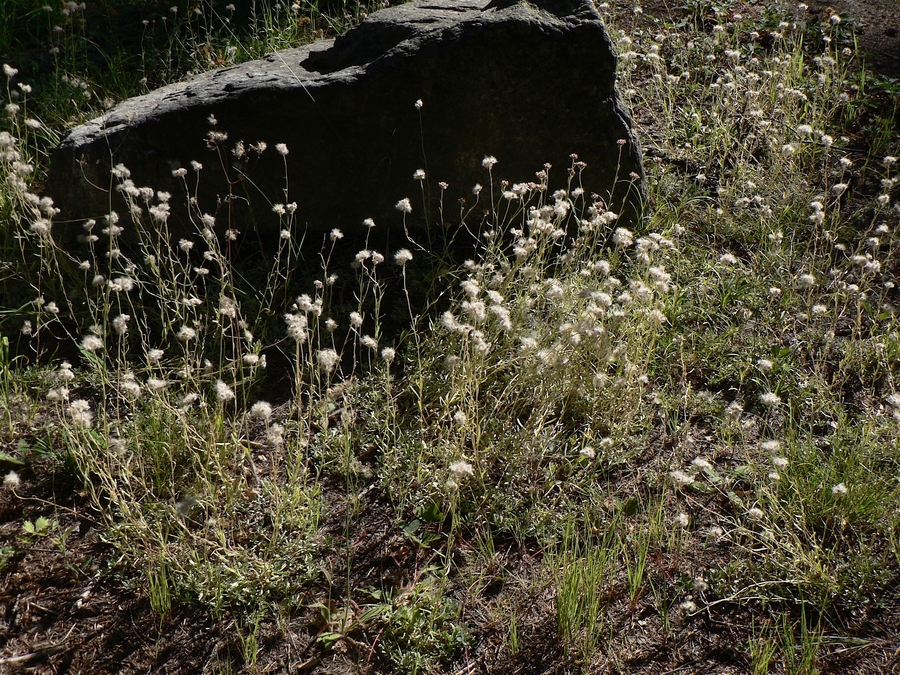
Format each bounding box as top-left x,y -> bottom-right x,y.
48,0 -> 644,242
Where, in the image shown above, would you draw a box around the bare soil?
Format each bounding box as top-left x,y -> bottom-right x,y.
4,436 -> 898,673
0,463 -> 228,673
812,0 -> 900,78
1,1 -> 899,674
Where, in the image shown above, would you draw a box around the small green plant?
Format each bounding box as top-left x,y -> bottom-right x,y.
749,623 -> 778,675
779,609 -> 823,675
621,496 -> 666,609
362,580 -> 470,674
146,559 -> 172,619
21,515 -> 52,538
0,544 -> 15,572
551,519 -> 616,668
0,336 -> 10,430
236,612 -> 263,672
507,607 -> 519,655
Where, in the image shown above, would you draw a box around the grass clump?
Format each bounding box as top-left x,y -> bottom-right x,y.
1,0 -> 899,672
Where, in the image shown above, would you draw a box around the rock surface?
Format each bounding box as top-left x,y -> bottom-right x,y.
48,0 -> 645,241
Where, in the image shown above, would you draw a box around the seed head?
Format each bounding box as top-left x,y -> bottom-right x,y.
3,470 -> 21,489
81,334 -> 104,352
3,471 -> 22,490
285,313 -> 308,342
109,277 -> 136,293
177,326 -> 197,341
796,273 -> 816,289
759,391 -> 781,407
449,460 -> 474,478
68,399 -> 94,428
670,470 -> 695,488
612,227 -> 633,247
249,401 -> 273,420
215,380 -> 235,402
317,349 -> 340,373
719,253 -> 738,265
143,377 -> 166,392
112,314 -> 130,336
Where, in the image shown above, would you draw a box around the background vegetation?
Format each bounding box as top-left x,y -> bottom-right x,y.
0,0 -> 899,673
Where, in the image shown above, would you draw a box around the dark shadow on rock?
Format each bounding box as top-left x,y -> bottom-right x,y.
47,0 -> 645,251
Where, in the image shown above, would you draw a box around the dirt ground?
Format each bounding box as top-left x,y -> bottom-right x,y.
0,1 -> 898,674
809,0 -> 900,77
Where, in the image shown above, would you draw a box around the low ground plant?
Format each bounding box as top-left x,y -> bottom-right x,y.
0,0 -> 898,673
